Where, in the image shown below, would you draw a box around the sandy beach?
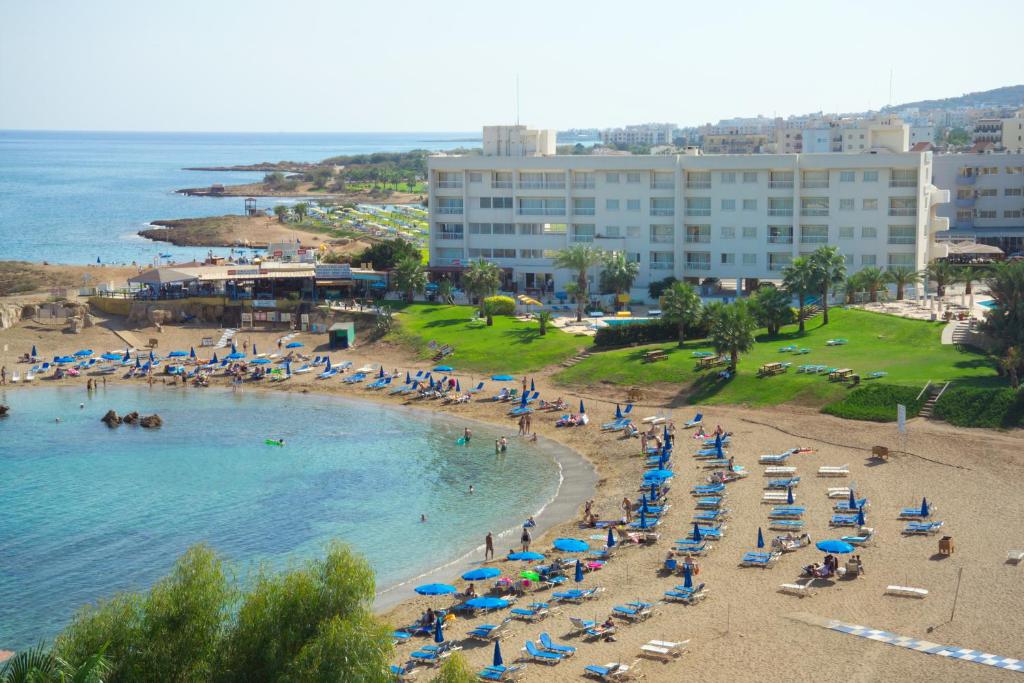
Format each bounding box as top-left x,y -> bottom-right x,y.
1,313 -> 1022,681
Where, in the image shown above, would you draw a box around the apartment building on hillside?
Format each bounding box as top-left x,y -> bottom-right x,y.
600,124 -> 677,147
933,152 -> 1024,255
427,126 -> 949,301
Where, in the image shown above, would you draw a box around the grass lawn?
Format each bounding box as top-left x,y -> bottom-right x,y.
553,307 -> 1003,407
390,304 -> 592,373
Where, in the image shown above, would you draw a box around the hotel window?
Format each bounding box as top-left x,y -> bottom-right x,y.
519,249 -> 543,259
469,223 -> 491,235
437,198 -> 464,215
572,224 -> 595,243
519,172 -> 544,189
492,223 -> 515,235
721,253 -> 736,265
956,210 -> 972,222
978,210 -> 997,219
861,226 -> 878,239
518,224 -> 541,236
650,198 -> 675,216
685,251 -> 711,270
839,198 -> 854,211
890,169 -> 918,188
768,252 -> 792,271
721,199 -> 736,211
888,225 -> 916,245
845,254 -> 854,267
802,170 -> 829,188
573,198 -> 596,216
742,253 -> 757,265
436,171 -> 463,189
627,225 -> 641,238
800,225 -> 829,244
840,171 -> 856,182
767,225 -> 793,244
742,226 -> 757,239
651,172 -> 673,189
436,223 -> 464,240
978,188 -> 997,197
1005,210 -> 1023,218
743,199 -> 757,211
651,224 -> 675,243
721,226 -> 736,239
863,198 -> 878,210
768,197 -> 792,216
685,197 -> 711,216
469,248 -> 492,258
469,172 -> 482,183
863,170 -> 879,182
888,254 -> 915,268
980,167 -> 998,175
861,254 -> 877,266
606,199 -> 620,210
1004,188 -> 1022,196
627,199 -> 641,212
801,196 -> 829,216
572,172 -> 595,189
479,197 -> 511,209
434,247 -> 463,264
769,171 -> 794,189
492,172 -> 512,189
650,251 -> 675,270
493,248 -> 515,258
542,223 -> 567,234
686,171 -> 711,189
542,249 -> 560,258
626,172 -> 642,184
684,224 -> 710,243
742,171 -> 758,183
545,172 -> 565,188
888,197 -> 917,216
518,198 -> 565,216
604,225 -> 621,238
839,226 -> 855,240
1007,166 -> 1023,175
605,172 -> 620,183
721,171 -> 736,184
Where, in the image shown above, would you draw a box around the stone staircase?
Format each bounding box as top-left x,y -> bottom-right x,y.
950,321 -> 972,345
560,349 -> 592,368
918,382 -> 949,419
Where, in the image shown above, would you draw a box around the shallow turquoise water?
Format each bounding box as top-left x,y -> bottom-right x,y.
0,386 -> 560,650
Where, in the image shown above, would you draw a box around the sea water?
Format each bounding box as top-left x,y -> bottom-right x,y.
0,385 -> 560,650
0,130 -> 476,265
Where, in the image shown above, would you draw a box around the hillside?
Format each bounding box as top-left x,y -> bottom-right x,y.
885,84 -> 1024,112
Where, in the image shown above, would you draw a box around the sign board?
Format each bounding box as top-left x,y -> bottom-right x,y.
897,404 -> 906,434
315,264 -> 352,280
240,312 -> 253,323
227,268 -> 259,277
252,299 -> 278,308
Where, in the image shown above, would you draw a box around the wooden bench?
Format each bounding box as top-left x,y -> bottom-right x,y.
758,362 -> 787,377
643,350 -> 668,363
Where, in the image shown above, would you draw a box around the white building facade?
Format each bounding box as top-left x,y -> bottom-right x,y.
932,152 -> 1024,255
428,134 -> 948,300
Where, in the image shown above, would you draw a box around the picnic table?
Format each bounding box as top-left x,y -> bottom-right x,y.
828,368 -> 853,381
644,349 -> 668,363
759,362 -> 787,377
696,355 -> 726,369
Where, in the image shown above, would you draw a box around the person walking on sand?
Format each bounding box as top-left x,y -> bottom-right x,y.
640,432 -> 648,455
621,496 -> 633,522
1,366 -> 6,384
485,531 -> 494,560
520,526 -> 532,552
277,339 -> 282,350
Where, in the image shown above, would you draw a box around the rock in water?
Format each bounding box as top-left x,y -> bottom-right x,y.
140,414 -> 163,429
122,411 -> 140,425
0,405 -> 9,417
101,409 -> 121,426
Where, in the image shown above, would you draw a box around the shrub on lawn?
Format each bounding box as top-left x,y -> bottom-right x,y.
482,295 -> 516,316
821,384 -> 926,422
932,386 -> 1024,428
594,319 -> 708,348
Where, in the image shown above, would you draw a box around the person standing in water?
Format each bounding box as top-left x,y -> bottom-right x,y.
463,427 -> 472,443
485,532 -> 494,560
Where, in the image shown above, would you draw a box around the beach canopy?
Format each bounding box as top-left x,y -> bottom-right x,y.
757,527 -> 765,549
461,567 -> 501,581
493,640 -> 503,668
100,353 -> 122,361
552,538 -> 589,553
286,341 -> 303,348
644,469 -> 674,482
434,365 -> 453,372
73,349 -> 93,357
574,559 -> 584,584
606,527 -> 616,548
491,374 -> 515,381
465,597 -> 511,610
507,551 -> 544,561
579,399 -> 586,414
816,540 -> 855,554
414,583 -> 456,596
434,617 -> 444,643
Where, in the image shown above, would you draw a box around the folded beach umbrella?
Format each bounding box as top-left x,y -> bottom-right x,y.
434,617 -> 444,644
405,371 -> 411,384
133,356 -> 141,368
325,358 -> 332,372
786,486 -> 794,505
520,392 -> 528,408
716,443 -> 724,458
715,432 -> 722,450
682,562 -> 693,588
815,540 -> 855,554
414,583 -> 457,596
456,380 -> 461,392
553,538 -> 589,553
286,341 -> 303,348
848,487 -> 856,509
284,361 -> 291,375
530,378 -> 535,392
211,352 -> 218,364
615,404 -> 622,419
461,567 -> 501,581
857,506 -> 866,526
493,641 -> 503,668
692,522 -> 703,542
606,527 -> 616,548
637,511 -> 649,529
190,347 -> 196,359
231,342 -> 238,354
579,399 -> 586,414
757,527 -> 765,549
149,350 -> 155,362
252,344 -> 258,356
31,345 -> 37,358
649,483 -> 658,499
574,559 -> 584,584
920,497 -> 929,517
507,551 -> 545,561
640,497 -> 650,515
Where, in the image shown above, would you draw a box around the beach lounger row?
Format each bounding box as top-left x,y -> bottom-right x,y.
663,582 -> 707,604
584,661 -> 639,680
903,521 -> 943,535
818,465 -> 849,477
639,639 -> 688,661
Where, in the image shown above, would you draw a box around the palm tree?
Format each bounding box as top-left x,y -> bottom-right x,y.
553,245 -> 605,321
661,281 -> 702,347
535,310 -> 553,336
708,301 -> 757,370
0,642 -> 110,683
392,256 -> 427,303
272,205 -> 289,224
293,202 -> 309,222
838,272 -> 865,304
749,285 -> 795,336
979,260 -> 1024,362
435,277 -> 454,305
859,266 -> 888,303
1000,346 -> 1022,389
782,256 -> 815,333
924,260 -> 958,298
808,246 -> 846,325
461,259 -> 502,318
599,251 -> 640,311
886,267 -> 921,301
957,265 -> 988,296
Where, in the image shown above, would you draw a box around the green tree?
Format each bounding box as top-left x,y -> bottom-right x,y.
660,281 -> 702,347
808,246 -> 846,325
435,277 -> 454,305
708,301 -> 757,370
461,259 -> 502,319
859,266 -> 888,303
431,652 -> 476,683
957,265 -> 988,295
748,285 -> 795,336
1,642 -> 111,683
782,256 -> 815,333
357,238 -> 421,270
839,272 -> 865,304
281,614 -> 392,683
979,260 -> 1024,382
391,256 -> 427,303
598,251 -> 639,310
924,260 -> 958,298
273,205 -> 289,224
553,245 -> 605,322
535,310 -> 553,336
886,267 -> 921,301
648,276 -> 678,300
1000,346 -> 1022,390
293,203 -> 309,222
947,127 -> 970,146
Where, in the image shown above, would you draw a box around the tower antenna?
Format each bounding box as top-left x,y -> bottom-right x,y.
888,68 -> 894,107
516,75 -> 520,126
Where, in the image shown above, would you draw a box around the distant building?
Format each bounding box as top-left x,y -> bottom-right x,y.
933,152 -> 1024,255
600,123 -> 677,147
910,125 -> 935,147
482,125 -> 557,157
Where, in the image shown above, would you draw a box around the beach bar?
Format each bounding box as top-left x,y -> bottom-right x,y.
328,322 -> 355,349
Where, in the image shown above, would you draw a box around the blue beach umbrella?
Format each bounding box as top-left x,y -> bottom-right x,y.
74,349 -> 93,357
100,353 -> 122,361
434,617 -> 444,643
644,469 -> 673,482
465,597 -> 510,610
167,351 -> 187,358
757,527 -> 765,549
920,497 -> 929,517
434,365 -> 453,372
579,400 -> 586,414
414,583 -> 457,596
607,527 -> 616,548
682,562 -> 693,588
615,404 -> 622,419
54,356 -> 74,364
226,352 -> 245,361
553,538 -> 589,553
574,559 -> 584,584
251,358 -> 271,365
493,641 -> 503,667
190,347 -> 196,359
461,567 -> 501,581
31,345 -> 37,358
816,540 -> 855,554
857,506 -> 866,526
491,374 -> 514,381
286,341 -> 303,348
507,551 -> 545,561
692,522 -> 703,542
787,486 -> 794,505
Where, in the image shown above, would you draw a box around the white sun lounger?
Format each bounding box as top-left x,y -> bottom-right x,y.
763,466 -> 797,476
818,465 -> 849,477
886,585 -> 928,599
641,416 -> 666,425
639,639 -> 688,661
762,492 -> 792,503
826,487 -> 852,498
779,582 -> 815,598
1008,550 -> 1024,564
10,371 -> 19,383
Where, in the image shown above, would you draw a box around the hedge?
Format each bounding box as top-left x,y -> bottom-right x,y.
593,319 -> 708,348
483,295 -> 516,316
821,384 -> 926,422
932,386 -> 1024,428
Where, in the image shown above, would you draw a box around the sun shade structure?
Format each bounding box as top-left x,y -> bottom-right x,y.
815,540 -> 855,554
461,567 -> 501,581
507,551 -> 545,561
414,583 -> 457,596
552,538 -> 589,553
465,597 -> 511,610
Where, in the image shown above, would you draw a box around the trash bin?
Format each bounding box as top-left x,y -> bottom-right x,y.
939,536 -> 955,555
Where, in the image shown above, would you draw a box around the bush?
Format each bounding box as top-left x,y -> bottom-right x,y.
821,384 -> 926,422
482,295 -> 515,316
933,386 -> 1024,428
594,319 -> 707,348
648,276 -> 678,300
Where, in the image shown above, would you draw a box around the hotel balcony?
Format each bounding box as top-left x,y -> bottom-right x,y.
519,182 -> 565,190
767,209 -> 793,217
930,216 -> 950,232
684,261 -> 711,271
955,197 -> 976,208
650,209 -> 675,217
437,207 -> 464,215
801,209 -> 829,217
956,175 -> 977,185
518,208 -> 565,216
684,235 -> 710,243
436,232 -> 464,241
573,208 -> 596,216
651,181 -> 674,190
685,182 -> 711,190
955,218 -> 974,229
769,181 -> 794,189
888,209 -> 917,217
929,187 -> 951,205
435,181 -> 463,189
767,235 -> 793,244
491,181 -> 513,189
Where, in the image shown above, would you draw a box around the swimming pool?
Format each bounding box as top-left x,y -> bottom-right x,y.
602,317 -> 655,326
979,300 -> 998,309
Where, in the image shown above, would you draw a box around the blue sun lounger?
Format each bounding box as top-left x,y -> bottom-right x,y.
509,405 -> 533,416
467,619 -> 511,641
830,514 -> 860,527
841,528 -> 874,545
602,417 -> 630,431
695,497 -> 724,509
740,551 -> 780,568
903,521 -> 944,535
684,412 -> 703,428
390,380 -> 416,394
769,519 -> 804,530
834,498 -> 869,512
686,525 -> 724,540
701,459 -> 731,469
477,664 -> 526,681
367,377 -> 392,389
766,477 -> 801,489
692,483 -> 725,495
318,368 -> 339,379
539,632 -> 575,656
672,540 -> 709,555
466,381 -> 485,394
611,604 -> 652,621
695,447 -> 728,457
899,506 -> 935,519
390,662 -> 417,681
552,588 -> 600,603
767,505 -> 805,518
693,509 -> 727,522
342,372 -> 367,384
664,582 -> 707,603
524,640 -> 565,664
511,602 -> 551,621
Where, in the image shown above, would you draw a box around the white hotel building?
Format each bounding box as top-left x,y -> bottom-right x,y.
427,126 -> 950,300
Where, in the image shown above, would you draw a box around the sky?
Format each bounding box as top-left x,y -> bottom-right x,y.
1,0 -> 1021,133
